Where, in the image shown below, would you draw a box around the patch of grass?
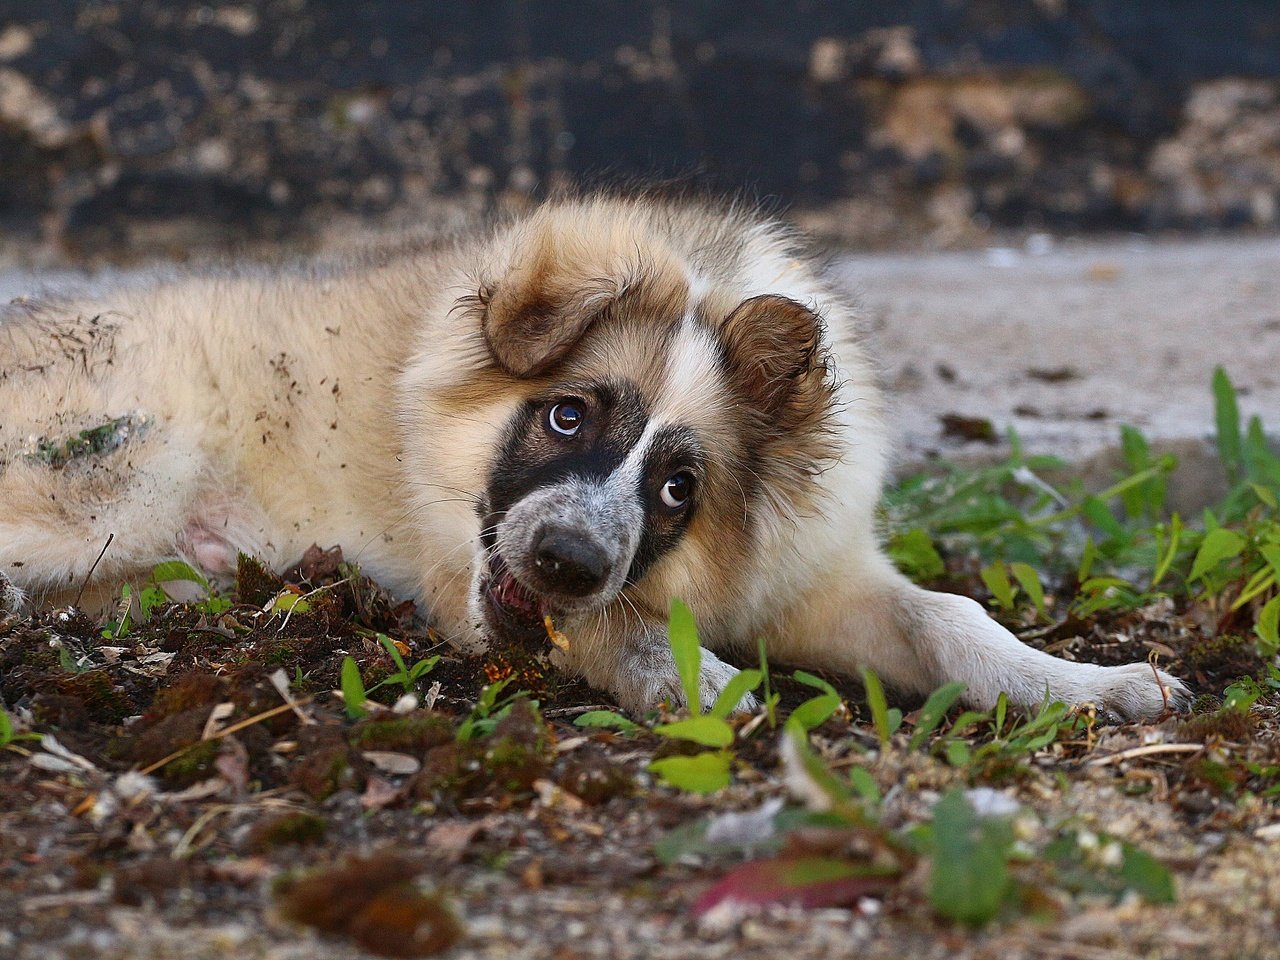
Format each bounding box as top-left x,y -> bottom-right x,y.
886,369 -> 1280,658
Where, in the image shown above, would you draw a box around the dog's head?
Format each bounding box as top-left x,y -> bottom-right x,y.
434,200 -> 843,647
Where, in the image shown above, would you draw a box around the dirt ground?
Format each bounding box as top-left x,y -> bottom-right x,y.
2,548 -> 1278,960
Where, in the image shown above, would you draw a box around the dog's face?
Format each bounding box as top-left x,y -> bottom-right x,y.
442,201 -> 841,647
477,375 -> 700,643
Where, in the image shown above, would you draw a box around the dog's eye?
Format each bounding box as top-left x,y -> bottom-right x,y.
548,400 -> 585,437
660,471 -> 694,509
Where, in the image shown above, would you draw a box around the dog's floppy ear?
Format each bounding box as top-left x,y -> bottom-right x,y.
476,210 -> 689,378
480,233 -> 618,378
719,295 -> 832,424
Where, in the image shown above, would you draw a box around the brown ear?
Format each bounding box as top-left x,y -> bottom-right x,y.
719,295 -> 831,422
480,248 -> 617,377
476,208 -> 691,378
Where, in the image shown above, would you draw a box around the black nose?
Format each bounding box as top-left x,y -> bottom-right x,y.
533,529 -> 610,596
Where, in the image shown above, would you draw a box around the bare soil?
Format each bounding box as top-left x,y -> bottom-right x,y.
3,547 -> 1278,960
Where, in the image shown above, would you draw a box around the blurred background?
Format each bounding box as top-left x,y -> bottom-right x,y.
1,0 -> 1278,263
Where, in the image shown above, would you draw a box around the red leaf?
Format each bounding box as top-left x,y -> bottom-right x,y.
693,856 -> 899,914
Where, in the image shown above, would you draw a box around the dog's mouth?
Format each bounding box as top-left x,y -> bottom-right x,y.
482,554 -> 549,645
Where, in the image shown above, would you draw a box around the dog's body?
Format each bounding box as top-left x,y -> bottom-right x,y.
0,195 -> 1185,717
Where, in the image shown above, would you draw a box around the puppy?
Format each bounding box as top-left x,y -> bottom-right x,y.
0,194 -> 1187,717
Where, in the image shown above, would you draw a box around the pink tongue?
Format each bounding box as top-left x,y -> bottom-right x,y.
497,570 -> 539,618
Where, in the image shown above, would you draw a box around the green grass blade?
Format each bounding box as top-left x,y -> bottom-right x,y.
654,715 -> 735,747
861,668 -> 893,747
980,562 -> 1017,610
1009,563 -> 1047,619
908,681 -> 967,752
376,633 -> 408,675
1255,595 -> 1280,658
710,668 -> 763,719
150,559 -> 211,590
1213,366 -> 1243,484
1187,528 -> 1245,583
667,599 -> 703,714
340,656 -> 367,719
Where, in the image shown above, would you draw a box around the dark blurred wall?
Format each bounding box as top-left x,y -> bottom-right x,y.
0,0 -> 1277,255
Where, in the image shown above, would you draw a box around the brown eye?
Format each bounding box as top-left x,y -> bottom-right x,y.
660,471 -> 693,509
548,400 -> 584,437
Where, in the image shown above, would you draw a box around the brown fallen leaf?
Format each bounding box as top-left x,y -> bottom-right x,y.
543,614 -> 571,652
425,817 -> 491,865
361,775 -> 406,812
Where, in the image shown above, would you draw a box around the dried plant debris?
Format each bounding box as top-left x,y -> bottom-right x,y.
23,414 -> 152,468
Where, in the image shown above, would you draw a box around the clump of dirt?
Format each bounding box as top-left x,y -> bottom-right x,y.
412,700 -> 555,809
274,852 -> 462,958
246,811 -> 329,853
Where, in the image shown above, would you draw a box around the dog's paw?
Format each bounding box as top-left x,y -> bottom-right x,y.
1076,662 -> 1190,721
610,645 -> 759,715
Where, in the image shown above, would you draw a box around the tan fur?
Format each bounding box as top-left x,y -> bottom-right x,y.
0,194 -> 1186,718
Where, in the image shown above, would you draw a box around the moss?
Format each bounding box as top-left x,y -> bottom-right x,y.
290,725 -> 361,800
20,643 -> 62,672
1185,632 -> 1262,680
120,707 -> 209,777
350,712 -> 454,753
54,670 -> 132,724
481,700 -> 554,793
31,693 -> 92,730
146,672 -> 223,722
160,738 -> 223,787
247,812 -> 329,852
346,884 -> 463,958
412,701 -> 553,803
275,852 -> 461,956
1179,706 -> 1257,742
1191,693 -> 1222,714
412,742 -> 470,801
236,553 -> 286,607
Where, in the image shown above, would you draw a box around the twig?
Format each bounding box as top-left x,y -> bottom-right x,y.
269,668 -> 316,725
172,804 -> 234,859
72,533 -> 114,609
1148,652 -> 1171,713
542,704 -> 618,718
138,698 -> 312,776
1087,743 -> 1203,767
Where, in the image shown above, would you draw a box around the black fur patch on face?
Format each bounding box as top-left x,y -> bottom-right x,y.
626,425 -> 703,585
481,381 -> 705,590
480,379 -> 649,549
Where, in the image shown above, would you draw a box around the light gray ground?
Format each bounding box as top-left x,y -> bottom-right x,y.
832,234 -> 1280,507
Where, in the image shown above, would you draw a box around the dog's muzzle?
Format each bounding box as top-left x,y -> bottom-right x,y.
478,482 -> 642,646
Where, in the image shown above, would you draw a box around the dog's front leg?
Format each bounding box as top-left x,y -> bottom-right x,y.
775,559 -> 1189,720
557,622 -> 757,716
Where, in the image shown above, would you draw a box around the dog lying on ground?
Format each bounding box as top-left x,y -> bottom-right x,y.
0,194 -> 1187,717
